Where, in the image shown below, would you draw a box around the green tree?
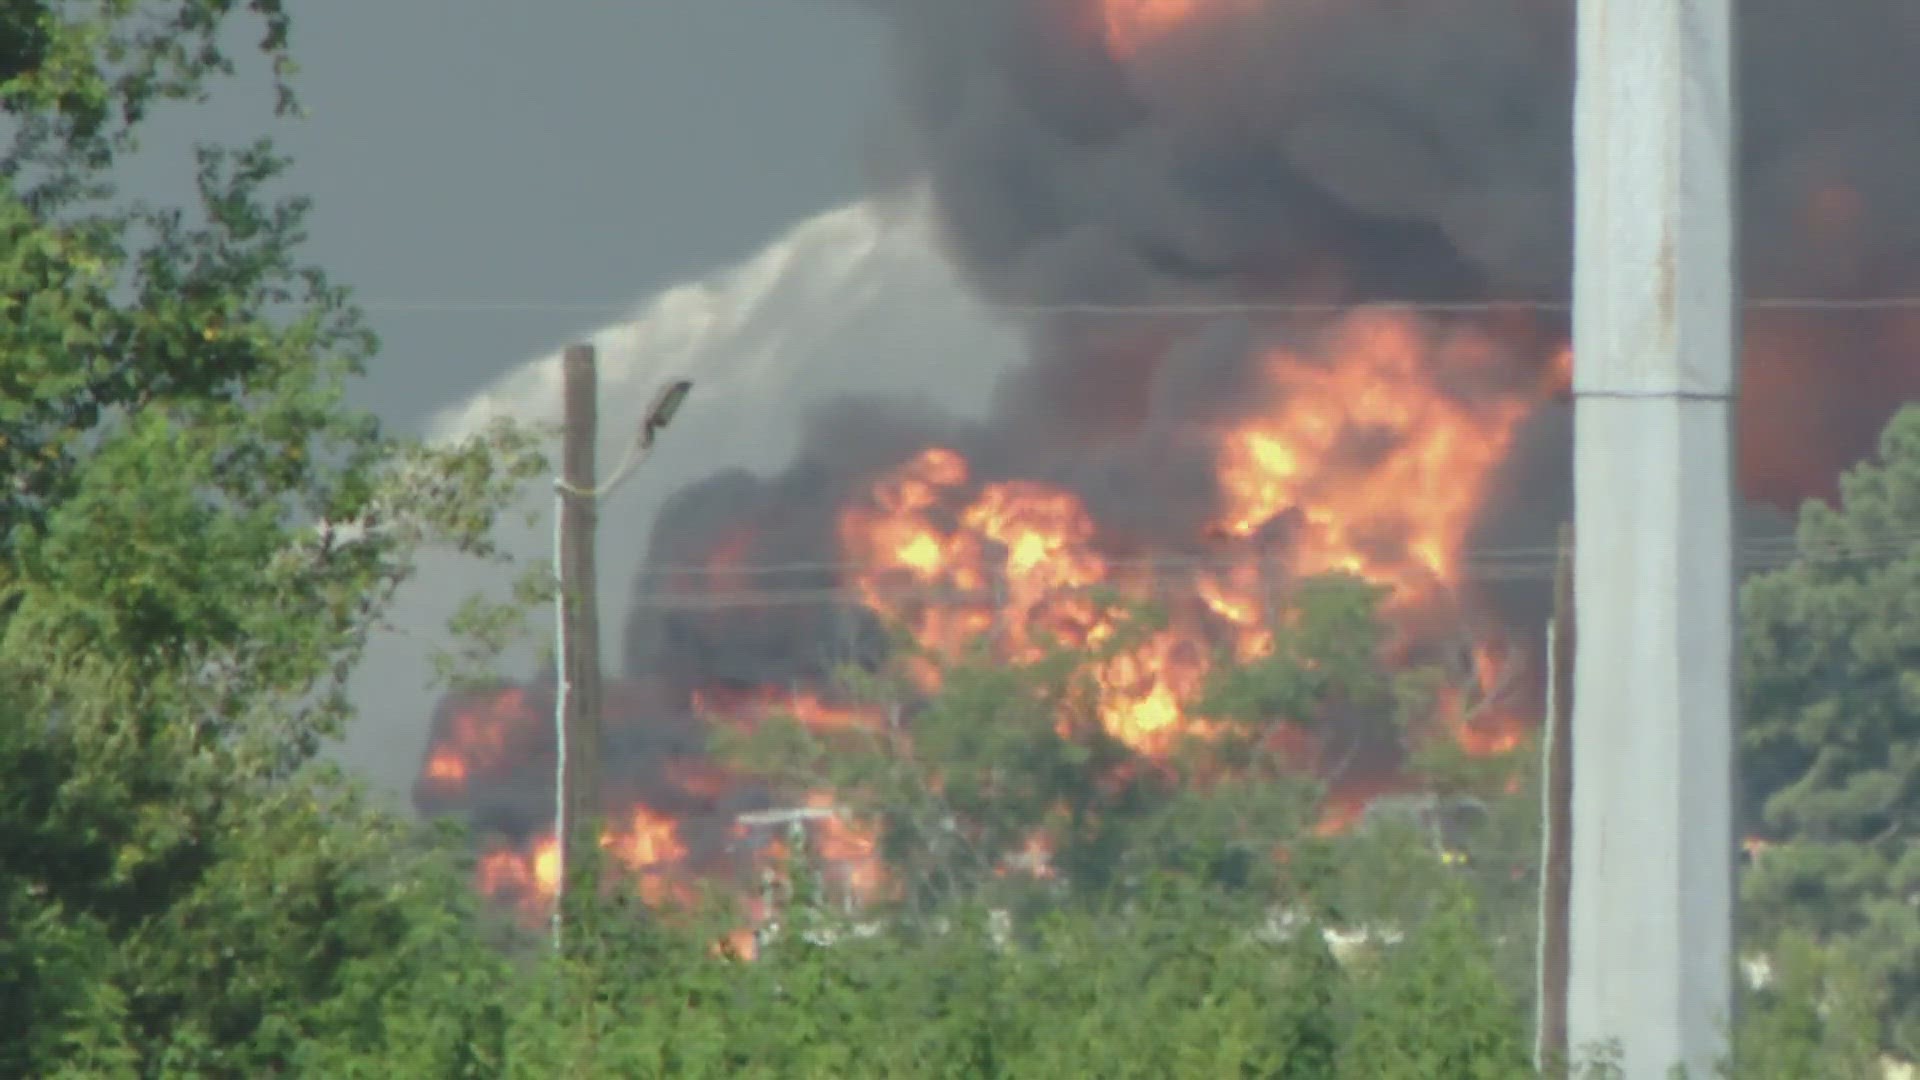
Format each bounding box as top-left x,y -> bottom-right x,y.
996,877 -> 1345,1079
1742,403 -> 1920,1059
685,571 -> 1551,1077
1731,932 -> 1882,1080
499,852 -> 1559,1079
0,5 -> 543,1074
1338,895 -> 1535,1080
721,574 -> 1531,923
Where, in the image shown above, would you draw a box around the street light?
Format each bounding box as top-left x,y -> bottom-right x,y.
550,372 -> 694,951
640,378 -> 693,449
554,375 -> 696,501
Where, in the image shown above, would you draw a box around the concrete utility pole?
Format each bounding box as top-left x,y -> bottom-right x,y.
1570,0 -> 1738,1074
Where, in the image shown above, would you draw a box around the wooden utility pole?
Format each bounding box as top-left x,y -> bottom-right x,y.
547,352 -> 686,953
1536,523 -> 1575,1072
1570,0 -> 1738,1073
559,344 -> 604,854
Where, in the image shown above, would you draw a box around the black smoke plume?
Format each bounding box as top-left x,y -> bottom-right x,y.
628,0 -> 1920,690
416,0 -> 1920,847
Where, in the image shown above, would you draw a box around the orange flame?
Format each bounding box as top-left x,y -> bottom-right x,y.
474,806 -> 689,915
1102,0 -> 1237,56
603,805 -> 688,870
424,749 -> 467,784
805,792 -> 887,902
1214,311 -> 1534,605
835,309 -> 1544,760
715,926 -> 759,961
1006,831 -> 1058,879
1437,642 -> 1529,757
419,687 -> 532,793
442,308 -> 1565,932
841,453 -> 1208,751
475,834 -> 563,921
693,686 -> 884,734
1313,775 -> 1419,837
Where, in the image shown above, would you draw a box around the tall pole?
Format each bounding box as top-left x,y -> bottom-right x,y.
562,346 -> 605,822
553,344 -> 603,947
1570,0 -> 1738,1074
1536,523 -> 1575,1072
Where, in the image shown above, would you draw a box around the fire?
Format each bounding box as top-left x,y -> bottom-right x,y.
1314,786 -> 1378,838
1005,831 -> 1058,879
717,926 -> 759,961
472,806 -> 688,915
1213,312 -> 1535,605
418,686 -> 530,793
693,686 -> 884,734
466,790 -> 882,938
840,451 -> 1203,750
1093,631 -> 1210,749
414,0 -> 1920,945
804,793 -> 886,902
1445,644 -> 1529,757
428,309 -> 1560,931
424,749 -> 467,783
604,805 -> 688,871
475,835 -> 563,919
834,309 -> 1540,757
838,447 -> 998,685
1101,0 -> 1240,56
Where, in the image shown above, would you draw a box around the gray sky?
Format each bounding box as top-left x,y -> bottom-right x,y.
113,2 -> 904,795
142,0 -> 889,427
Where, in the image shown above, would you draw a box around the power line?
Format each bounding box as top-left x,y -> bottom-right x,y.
612,543 -> 1903,611
353,296 -> 1920,316
369,532 -> 1906,641
617,531 -> 1870,586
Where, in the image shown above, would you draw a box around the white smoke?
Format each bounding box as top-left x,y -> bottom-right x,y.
339,190 -> 1024,797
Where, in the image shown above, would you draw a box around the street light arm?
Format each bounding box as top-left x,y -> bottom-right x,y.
554,443 -> 648,501
552,377 -> 692,502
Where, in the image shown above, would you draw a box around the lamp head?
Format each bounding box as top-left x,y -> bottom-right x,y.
640,378 -> 693,448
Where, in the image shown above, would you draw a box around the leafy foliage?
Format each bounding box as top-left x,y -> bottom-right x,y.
0,5 -> 542,1075
478,865 -> 1530,1080
719,574 -> 1531,921
1741,404 -> 1920,1059
1730,932 -> 1882,1080
0,5 -> 1902,1076
1339,897 -> 1535,1079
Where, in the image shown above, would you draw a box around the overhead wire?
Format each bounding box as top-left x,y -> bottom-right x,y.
615,531 -> 1882,584
603,532 -> 1907,611
365,533 -> 1915,631
352,295 -> 1920,316
368,289 -> 1920,621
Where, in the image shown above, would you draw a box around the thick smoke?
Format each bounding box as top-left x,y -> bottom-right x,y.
869,1 -> 1920,298
417,0 -> 1920,855
627,0 -> 1920,692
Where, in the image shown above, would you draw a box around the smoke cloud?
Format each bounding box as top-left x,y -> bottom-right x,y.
413,1 -> 1920,853
629,0 -> 1920,687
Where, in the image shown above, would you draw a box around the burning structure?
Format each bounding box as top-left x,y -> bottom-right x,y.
416,0 -> 1920,918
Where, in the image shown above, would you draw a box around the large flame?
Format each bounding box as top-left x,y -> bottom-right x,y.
419,686 -> 529,793
835,308 -> 1546,752
421,308 -> 1558,930
1213,315 -> 1540,598
415,0 -> 1920,949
